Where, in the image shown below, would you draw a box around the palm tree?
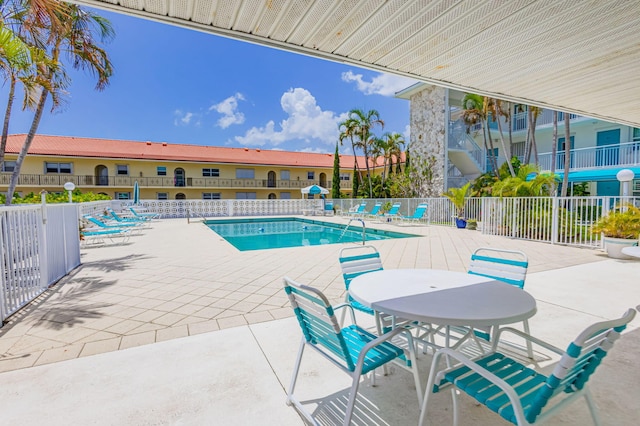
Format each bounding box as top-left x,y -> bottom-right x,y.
370,135 -> 387,189
491,98 -> 515,177
345,108 -> 384,198
551,110 -> 558,175
524,106 -> 542,166
384,132 -> 405,175
6,3 -> 114,204
492,164 -> 557,197
462,93 -> 498,177
338,117 -> 362,183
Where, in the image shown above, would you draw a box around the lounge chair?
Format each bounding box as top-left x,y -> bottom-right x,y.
129,207 -> 160,220
343,202 -> 367,216
363,202 -> 382,218
81,228 -> 131,245
323,201 -> 334,216
283,277 -> 422,425
106,207 -> 150,227
377,202 -> 402,221
83,215 -> 143,234
399,202 -> 428,224
419,308 -> 637,426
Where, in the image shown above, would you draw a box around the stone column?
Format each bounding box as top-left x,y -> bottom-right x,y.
409,85 -> 446,197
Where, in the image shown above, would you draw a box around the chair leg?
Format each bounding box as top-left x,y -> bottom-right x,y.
404,331 -> 423,404
344,372 -> 362,426
287,338 -> 306,404
523,319 -> 534,359
584,389 -> 602,426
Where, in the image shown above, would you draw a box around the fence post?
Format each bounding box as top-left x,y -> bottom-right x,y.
39,191 -> 49,289
551,197 -> 559,245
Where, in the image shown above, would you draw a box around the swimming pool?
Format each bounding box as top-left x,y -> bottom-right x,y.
204,217 -> 417,251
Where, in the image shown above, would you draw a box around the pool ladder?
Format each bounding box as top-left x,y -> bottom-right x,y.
186,208 -> 208,224
338,218 -> 366,245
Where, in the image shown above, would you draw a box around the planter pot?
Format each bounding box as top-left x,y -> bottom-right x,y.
466,221 -> 477,230
603,237 -> 637,259
455,218 -> 467,229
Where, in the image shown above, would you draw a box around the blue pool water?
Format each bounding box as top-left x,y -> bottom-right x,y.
205,218 -> 416,251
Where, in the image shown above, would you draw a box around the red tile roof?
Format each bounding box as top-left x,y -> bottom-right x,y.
5,134 -> 387,168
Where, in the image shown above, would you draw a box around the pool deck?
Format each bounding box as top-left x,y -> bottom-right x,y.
0,216 -> 638,425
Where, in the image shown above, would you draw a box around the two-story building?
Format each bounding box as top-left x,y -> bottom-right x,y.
397,83 -> 640,197
1,134 -> 368,200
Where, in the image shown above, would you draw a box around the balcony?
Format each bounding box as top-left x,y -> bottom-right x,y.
0,174 -> 352,190
537,141 -> 640,172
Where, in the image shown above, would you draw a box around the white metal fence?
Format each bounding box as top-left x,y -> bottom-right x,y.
0,203 -> 81,325
112,199 -> 322,218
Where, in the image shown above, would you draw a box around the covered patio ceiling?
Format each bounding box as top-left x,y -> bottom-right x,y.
73,0 -> 640,127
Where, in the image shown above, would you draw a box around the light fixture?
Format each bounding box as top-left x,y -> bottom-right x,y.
616,169 -> 634,197
63,182 -> 75,203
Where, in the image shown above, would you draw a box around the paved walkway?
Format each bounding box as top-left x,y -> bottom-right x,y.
0,216 -> 638,425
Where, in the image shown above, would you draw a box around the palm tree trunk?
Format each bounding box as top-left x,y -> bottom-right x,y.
561,113 -> 571,197
531,113 -> 539,166
496,111 -> 515,176
524,110 -> 532,164
0,76 -> 17,167
485,122 -> 499,177
6,88 -> 48,205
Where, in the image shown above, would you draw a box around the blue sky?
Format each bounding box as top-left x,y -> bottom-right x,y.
2,8 -> 417,154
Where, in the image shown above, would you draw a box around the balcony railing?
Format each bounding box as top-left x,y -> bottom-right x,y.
512,110 -> 585,132
0,174 -> 353,190
537,141 -> 640,171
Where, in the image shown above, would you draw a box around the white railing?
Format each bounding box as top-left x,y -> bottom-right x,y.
511,110 -> 584,132
112,199 -> 322,218
537,141 -> 640,171
0,203 -> 81,325
481,196 -> 638,247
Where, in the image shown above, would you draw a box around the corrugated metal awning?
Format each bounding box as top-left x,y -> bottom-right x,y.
70,1 -> 640,127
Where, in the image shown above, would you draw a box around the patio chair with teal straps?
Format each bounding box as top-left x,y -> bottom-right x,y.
400,202 -> 428,223
466,248 -> 532,357
283,277 -> 422,426
419,308 -> 637,426
128,206 -> 160,220
106,207 -> 150,227
377,202 -> 402,221
338,245 -> 383,328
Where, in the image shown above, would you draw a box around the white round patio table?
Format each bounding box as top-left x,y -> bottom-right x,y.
621,246 -> 640,259
349,269 -> 537,327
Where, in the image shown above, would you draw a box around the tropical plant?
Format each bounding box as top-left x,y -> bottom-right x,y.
491,164 -> 558,197
0,188 -> 111,204
343,108 -> 384,198
489,98 -> 515,177
5,3 -> 114,204
462,93 -> 498,176
331,142 -> 341,198
442,181 -> 471,218
592,205 -> 640,239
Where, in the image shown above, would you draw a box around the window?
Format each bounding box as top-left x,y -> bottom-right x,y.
236,168 -> 254,179
307,171 -> 315,180
203,168 -> 220,177
157,192 -> 168,200
236,192 -> 256,199
339,173 -> 350,181
2,161 -> 16,172
633,128 -> 640,142
203,192 -> 221,200
280,170 -> 290,180
157,166 -> 167,176
511,142 -> 525,158
116,165 -> 129,176
45,162 -> 72,174
280,192 -> 291,199
115,192 -> 130,200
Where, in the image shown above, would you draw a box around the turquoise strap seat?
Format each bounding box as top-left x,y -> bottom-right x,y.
419,308 -> 636,426
284,277 -> 422,426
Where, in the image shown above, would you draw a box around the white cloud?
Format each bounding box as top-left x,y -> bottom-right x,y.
210,93 -> 245,129
235,88 -> 348,147
173,110 -> 200,127
341,71 -> 417,96
298,147 -> 329,154
403,124 -> 411,140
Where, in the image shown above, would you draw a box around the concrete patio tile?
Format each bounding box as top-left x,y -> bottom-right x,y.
53,327 -> 103,344
156,325 -> 189,342
244,311 -> 274,324
119,331 -> 157,350
187,320 -> 220,335
270,307 -> 294,320
82,316 -> 128,331
130,310 -> 166,323
79,338 -> 122,358
152,312 -> 187,327
75,330 -> 121,343
189,295 -> 217,306
0,351 -> 42,373
110,306 -> 147,319
128,323 -> 166,334
6,335 -> 67,354
192,306 -> 224,319
105,319 -> 147,334
153,300 -> 185,312
34,344 -> 84,366
217,315 -> 248,330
